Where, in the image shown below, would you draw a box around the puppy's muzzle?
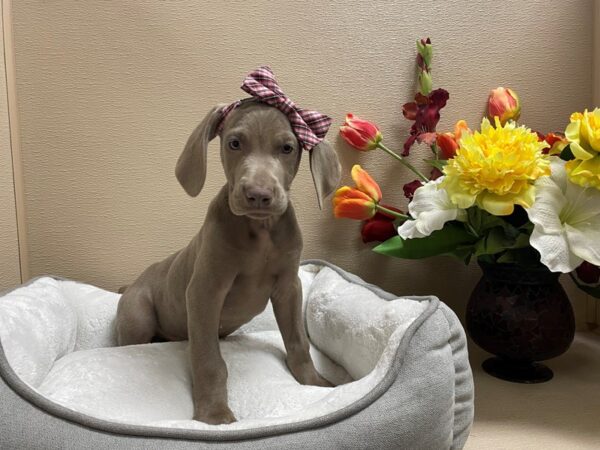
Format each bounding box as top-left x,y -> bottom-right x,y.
244,186 -> 273,209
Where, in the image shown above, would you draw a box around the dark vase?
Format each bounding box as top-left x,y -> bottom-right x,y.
466,261 -> 575,383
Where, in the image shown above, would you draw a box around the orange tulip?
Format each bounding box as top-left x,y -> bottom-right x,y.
488,87 -> 521,125
454,120 -> 470,141
436,133 -> 459,159
333,165 -> 382,220
351,165 -> 382,202
436,120 -> 470,159
333,187 -> 377,220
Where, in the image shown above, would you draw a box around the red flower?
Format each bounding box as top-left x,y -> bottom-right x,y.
339,114 -> 383,151
403,179 -> 423,200
402,88 -> 449,156
575,261 -> 600,284
429,167 -> 443,180
361,205 -> 403,243
538,132 -> 568,155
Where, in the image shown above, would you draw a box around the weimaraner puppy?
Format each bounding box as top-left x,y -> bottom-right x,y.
115,99 -> 341,425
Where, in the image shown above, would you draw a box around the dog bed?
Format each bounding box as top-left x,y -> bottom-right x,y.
0,260 -> 473,449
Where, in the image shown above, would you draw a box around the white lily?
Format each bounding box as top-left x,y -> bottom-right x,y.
398,177 -> 467,239
527,159 -> 600,272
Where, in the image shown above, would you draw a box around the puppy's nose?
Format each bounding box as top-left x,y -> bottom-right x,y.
245,187 -> 273,208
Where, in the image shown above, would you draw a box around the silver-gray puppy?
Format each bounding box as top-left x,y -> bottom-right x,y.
115,100 -> 341,425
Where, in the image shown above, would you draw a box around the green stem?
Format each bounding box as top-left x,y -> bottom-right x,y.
466,222 -> 479,238
431,142 -> 439,159
375,204 -> 411,221
376,143 -> 429,182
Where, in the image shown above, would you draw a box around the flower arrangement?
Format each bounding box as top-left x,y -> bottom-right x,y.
333,38 -> 600,300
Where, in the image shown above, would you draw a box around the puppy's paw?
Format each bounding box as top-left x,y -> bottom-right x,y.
304,372 -> 334,388
288,359 -> 334,387
193,405 -> 237,425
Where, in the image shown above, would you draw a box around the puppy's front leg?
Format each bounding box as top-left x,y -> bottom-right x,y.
271,273 -> 331,387
186,265 -> 237,424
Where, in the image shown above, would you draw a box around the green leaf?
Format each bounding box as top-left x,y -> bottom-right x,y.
495,252 -> 514,264
467,207 -> 507,235
444,245 -> 474,265
477,254 -> 497,265
569,273 -> 600,299
474,227 -> 511,256
513,233 -> 531,248
474,227 -> 532,258
503,223 -> 521,239
425,159 -> 447,171
373,222 -> 478,259
519,222 -> 534,234
467,208 -> 482,231
496,247 -> 541,267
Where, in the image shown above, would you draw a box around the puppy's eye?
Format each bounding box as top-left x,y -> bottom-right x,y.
228,139 -> 241,150
281,144 -> 294,154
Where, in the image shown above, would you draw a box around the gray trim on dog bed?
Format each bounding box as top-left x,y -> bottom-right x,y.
0,260 -> 473,449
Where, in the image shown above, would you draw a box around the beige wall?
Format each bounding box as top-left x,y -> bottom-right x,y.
9,1 -> 594,324
0,1 -> 21,290
592,0 -> 600,328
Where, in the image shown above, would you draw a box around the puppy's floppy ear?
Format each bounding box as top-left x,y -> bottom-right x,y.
309,140 -> 342,209
176,104 -> 226,197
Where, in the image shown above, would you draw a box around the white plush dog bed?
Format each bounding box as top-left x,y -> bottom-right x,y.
0,261 -> 474,449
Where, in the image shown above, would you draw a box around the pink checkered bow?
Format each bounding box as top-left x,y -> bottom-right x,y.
218,66 -> 332,151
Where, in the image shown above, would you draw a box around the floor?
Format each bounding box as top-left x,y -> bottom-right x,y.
465,332 -> 600,450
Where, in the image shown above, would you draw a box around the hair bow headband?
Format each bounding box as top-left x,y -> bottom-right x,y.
217,66 -> 332,151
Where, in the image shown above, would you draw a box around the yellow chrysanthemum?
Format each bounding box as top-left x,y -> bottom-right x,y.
564,108 -> 600,190
441,117 -> 550,216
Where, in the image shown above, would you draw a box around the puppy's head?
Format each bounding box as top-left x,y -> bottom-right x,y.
176,101 -> 341,218
220,101 -> 300,218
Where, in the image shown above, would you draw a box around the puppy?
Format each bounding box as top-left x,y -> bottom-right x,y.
116,97 -> 341,424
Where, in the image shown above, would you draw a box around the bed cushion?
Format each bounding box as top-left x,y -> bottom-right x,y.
0,260 -> 474,449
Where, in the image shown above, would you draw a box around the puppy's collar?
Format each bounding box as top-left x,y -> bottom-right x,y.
216,66 -> 332,151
